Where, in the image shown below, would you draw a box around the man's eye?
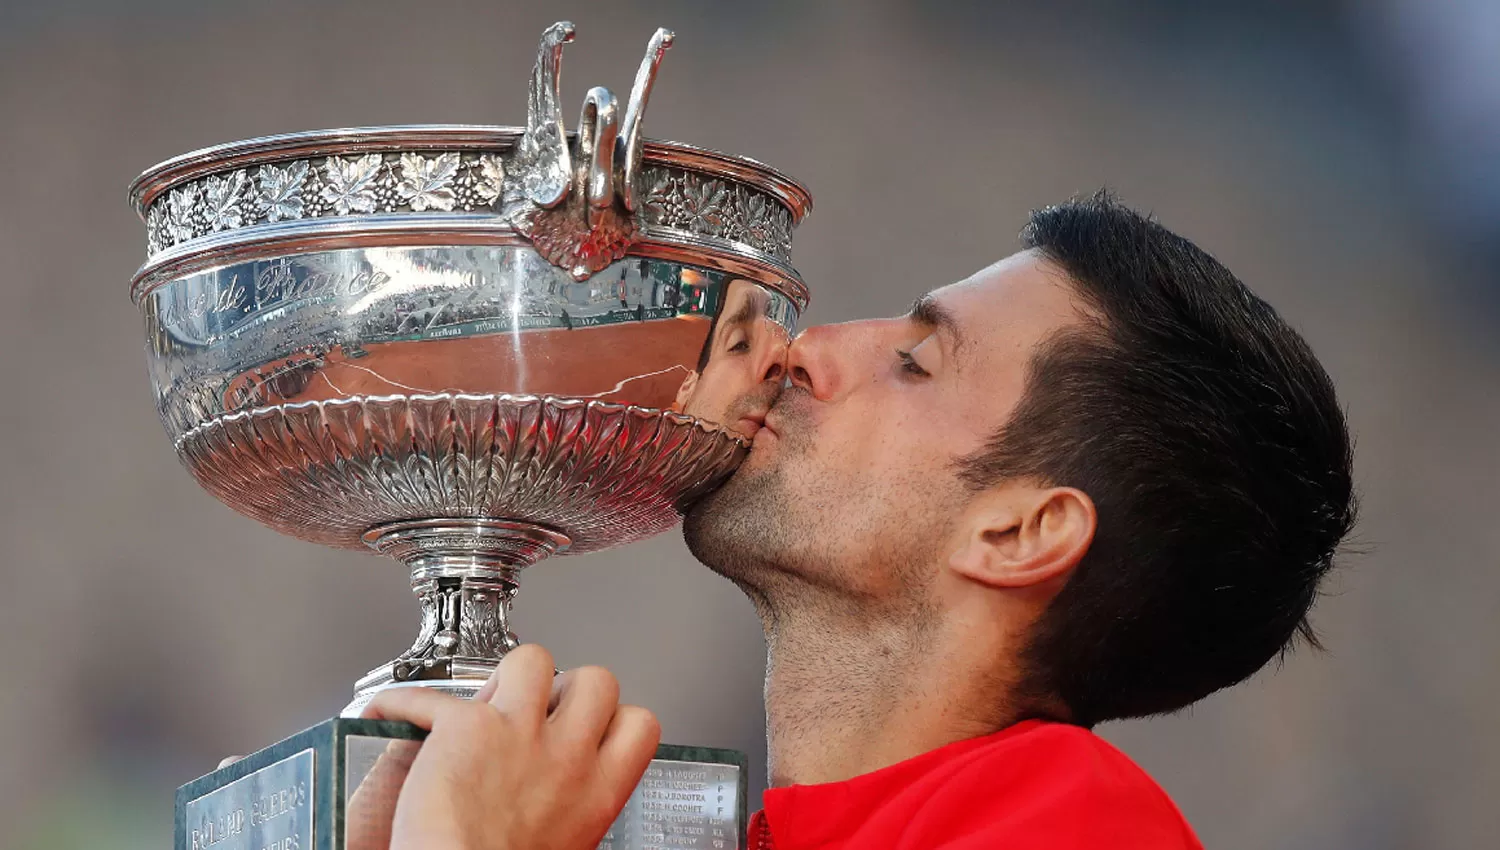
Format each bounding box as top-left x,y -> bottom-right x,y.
895,349 -> 930,377
728,339 -> 751,354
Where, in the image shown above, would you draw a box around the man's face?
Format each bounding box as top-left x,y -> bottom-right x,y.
674,279 -> 791,438
684,250 -> 1087,608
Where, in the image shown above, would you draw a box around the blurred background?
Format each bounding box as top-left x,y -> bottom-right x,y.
1,0 -> 1496,847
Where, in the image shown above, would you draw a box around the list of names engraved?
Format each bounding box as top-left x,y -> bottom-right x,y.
598,759 -> 741,850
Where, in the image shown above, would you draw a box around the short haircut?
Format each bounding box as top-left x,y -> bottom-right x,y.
959,191 -> 1357,726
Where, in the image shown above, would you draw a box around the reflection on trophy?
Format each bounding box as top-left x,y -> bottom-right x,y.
128,22 -> 810,850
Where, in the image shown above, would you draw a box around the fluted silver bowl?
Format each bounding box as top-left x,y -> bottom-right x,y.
127,22 -> 811,708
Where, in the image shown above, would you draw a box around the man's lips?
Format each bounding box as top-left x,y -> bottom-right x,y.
733,416 -> 764,439
756,411 -> 783,441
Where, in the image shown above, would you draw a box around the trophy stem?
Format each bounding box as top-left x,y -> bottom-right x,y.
342,518 -> 572,716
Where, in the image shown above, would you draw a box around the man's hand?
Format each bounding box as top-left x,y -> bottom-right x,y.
361,644 -> 660,850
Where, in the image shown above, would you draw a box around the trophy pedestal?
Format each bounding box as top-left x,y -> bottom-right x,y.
176,718 -> 748,850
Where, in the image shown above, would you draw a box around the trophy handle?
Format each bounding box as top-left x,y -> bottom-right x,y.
616,27 -> 675,211
519,20 -> 575,208
576,86 -> 620,226
344,518 -> 572,714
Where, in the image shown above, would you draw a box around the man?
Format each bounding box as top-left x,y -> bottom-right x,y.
359,191 -> 1357,848
674,277 -> 792,437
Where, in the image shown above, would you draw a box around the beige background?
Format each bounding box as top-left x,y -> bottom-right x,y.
1,1 -> 1496,847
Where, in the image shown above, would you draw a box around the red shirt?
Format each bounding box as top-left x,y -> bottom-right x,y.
747,719 -> 1203,850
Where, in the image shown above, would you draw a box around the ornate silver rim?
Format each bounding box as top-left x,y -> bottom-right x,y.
128,134 -> 810,307
128,23 -> 813,311
128,126 -> 812,223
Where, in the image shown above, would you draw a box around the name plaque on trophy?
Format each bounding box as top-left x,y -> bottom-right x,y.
176,720 -> 749,850
602,759 -> 743,850
183,749 -> 314,850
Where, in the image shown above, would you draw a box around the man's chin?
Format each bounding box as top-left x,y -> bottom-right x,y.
682,451 -> 784,577
686,453 -> 762,523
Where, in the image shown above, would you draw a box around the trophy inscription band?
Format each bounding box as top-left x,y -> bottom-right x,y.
183,749 -> 315,850
138,158 -> 798,269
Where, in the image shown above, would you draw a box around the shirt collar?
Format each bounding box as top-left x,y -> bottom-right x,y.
757,720 -> 1049,850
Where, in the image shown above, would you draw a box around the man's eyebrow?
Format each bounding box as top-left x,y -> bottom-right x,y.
729,287 -> 768,323
710,286 -> 770,351
909,294 -> 964,351
726,288 -> 769,328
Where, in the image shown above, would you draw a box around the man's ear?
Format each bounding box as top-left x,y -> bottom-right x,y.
672,370 -> 700,412
948,486 -> 1096,590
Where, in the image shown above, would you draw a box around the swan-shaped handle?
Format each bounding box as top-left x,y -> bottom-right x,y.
616,28 -> 674,211
508,23 -> 676,279
577,87 -> 620,218
520,21 -> 575,209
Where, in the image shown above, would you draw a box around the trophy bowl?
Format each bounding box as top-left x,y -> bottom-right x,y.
128,22 -> 811,714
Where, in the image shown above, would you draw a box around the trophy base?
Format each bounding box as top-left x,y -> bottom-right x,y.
175,718 -> 748,850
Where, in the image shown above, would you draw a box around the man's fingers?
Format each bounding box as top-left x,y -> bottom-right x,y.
473,670 -> 502,704
486,644 -> 556,727
597,704 -> 661,806
362,684 -> 469,729
548,666 -> 621,746
344,740 -> 419,850
217,755 -> 244,770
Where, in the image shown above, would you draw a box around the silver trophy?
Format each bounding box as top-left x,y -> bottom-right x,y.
130,22 -> 810,850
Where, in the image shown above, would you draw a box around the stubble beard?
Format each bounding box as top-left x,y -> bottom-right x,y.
685,456 -> 789,607
683,391 -> 817,618
684,386 -> 952,632
683,398 -> 955,768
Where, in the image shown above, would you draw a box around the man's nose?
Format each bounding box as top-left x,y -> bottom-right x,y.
755,334 -> 788,385
785,323 -> 848,401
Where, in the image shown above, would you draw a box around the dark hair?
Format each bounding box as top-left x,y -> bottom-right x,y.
959,191 -> 1356,726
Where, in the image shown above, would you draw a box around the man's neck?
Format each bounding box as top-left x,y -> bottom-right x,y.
759,597 -> 1019,787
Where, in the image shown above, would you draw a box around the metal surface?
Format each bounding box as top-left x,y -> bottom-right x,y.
130,21 -> 810,704
183,749 -> 315,850
340,734 -> 742,850
604,759 -> 743,850
344,734 -> 420,850
127,131 -> 813,240
341,734 -> 742,850
127,22 -> 810,302
131,152 -> 806,303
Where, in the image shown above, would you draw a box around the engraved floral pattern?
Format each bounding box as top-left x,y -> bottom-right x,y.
715,185 -> 746,243
143,156 -> 797,263
453,154 -> 506,209
396,152 -> 460,212
256,160 -> 309,223
165,183 -> 201,246
371,163 -> 403,211
767,206 -> 793,261
641,167 -> 688,226
319,153 -> 383,215
146,203 -> 166,255
681,173 -> 729,236
636,165 -> 792,258
740,191 -> 772,245
201,169 -> 249,233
